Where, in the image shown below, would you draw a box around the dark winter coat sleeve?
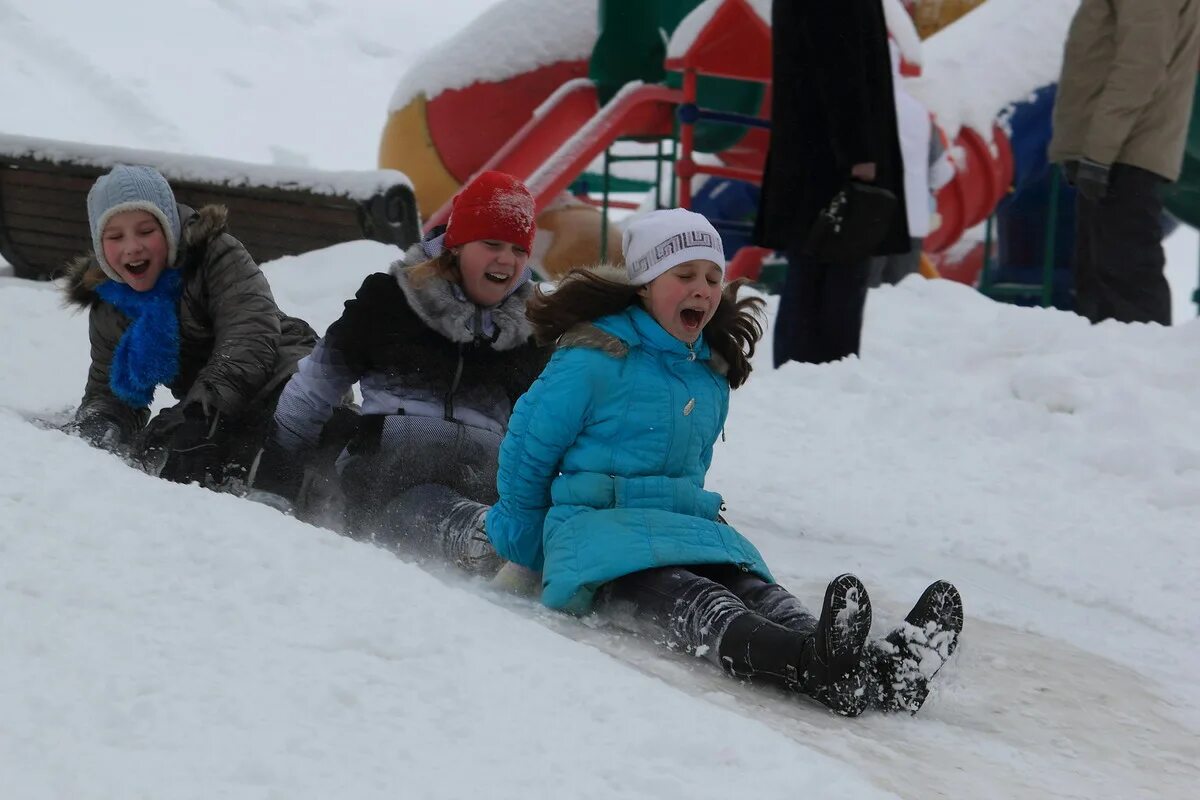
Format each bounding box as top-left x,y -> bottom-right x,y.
76,303 -> 148,442
183,234 -> 282,418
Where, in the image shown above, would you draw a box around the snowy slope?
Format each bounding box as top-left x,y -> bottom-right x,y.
0,0 -> 507,170
3,260 -> 1199,799
2,1 -> 1200,798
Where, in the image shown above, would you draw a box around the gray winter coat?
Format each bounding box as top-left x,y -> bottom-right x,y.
63,204 -> 317,440
1049,0 -> 1200,181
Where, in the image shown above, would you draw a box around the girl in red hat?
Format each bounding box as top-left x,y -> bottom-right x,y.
251,171 -> 549,574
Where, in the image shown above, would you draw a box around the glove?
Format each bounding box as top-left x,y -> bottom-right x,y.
157,403 -> 224,485
74,414 -> 126,451
138,403 -> 189,455
249,434 -> 306,502
1072,158 -> 1110,202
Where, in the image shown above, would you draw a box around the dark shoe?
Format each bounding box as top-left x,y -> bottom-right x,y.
804,573 -> 872,688
716,574 -> 872,717
868,580 -> 963,714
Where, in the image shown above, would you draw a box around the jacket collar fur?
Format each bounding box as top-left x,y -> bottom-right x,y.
389,242 -> 534,351
62,204 -> 228,309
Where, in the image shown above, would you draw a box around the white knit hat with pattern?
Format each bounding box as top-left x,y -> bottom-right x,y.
622,208 -> 725,286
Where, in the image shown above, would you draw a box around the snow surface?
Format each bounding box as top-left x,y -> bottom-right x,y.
5,244 -> 1200,800
908,0 -> 1080,139
0,0 -> 510,170
2,1 -> 1200,798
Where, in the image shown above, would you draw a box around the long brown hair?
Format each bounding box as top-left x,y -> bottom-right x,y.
527,266 -> 765,388
406,248 -> 460,288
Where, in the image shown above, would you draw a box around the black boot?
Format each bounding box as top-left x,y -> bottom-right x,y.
717,612 -> 809,689
808,573 -> 873,684
715,574 -> 872,717
867,580 -> 964,714
801,573 -> 873,717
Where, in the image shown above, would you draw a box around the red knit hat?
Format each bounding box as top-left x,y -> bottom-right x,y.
444,171 -> 536,252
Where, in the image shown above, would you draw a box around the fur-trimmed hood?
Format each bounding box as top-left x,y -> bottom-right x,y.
62,204 -> 229,309
552,263 -> 729,376
388,252 -> 534,352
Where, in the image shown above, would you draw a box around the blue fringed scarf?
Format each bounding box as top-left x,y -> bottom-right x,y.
95,268 -> 183,408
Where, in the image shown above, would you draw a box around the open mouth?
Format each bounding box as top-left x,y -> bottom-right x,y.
680,308 -> 705,329
484,271 -> 512,284
124,260 -> 150,276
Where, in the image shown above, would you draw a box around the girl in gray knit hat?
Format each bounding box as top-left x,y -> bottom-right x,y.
63,164 -> 317,488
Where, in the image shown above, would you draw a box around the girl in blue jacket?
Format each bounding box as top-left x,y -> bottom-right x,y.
486,208 -> 962,716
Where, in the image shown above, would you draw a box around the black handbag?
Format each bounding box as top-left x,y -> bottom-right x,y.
804,180 -> 898,263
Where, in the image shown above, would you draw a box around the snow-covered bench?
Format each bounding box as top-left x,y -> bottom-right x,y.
0,133 -> 420,280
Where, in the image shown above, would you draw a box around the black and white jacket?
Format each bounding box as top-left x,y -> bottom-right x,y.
271,242 -> 548,456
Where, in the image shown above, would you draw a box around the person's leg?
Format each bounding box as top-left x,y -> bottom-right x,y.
816,256 -> 871,361
374,483 -> 504,577
1089,164 -> 1170,325
599,566 -> 872,714
1072,187 -> 1101,321
880,240 -> 922,285
694,564 -> 875,716
867,255 -> 887,289
775,244 -> 826,367
695,563 -> 818,634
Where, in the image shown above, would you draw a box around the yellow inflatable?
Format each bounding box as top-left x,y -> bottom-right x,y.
911,0 -> 988,39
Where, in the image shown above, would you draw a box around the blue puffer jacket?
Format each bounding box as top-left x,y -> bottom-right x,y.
486,305 -> 773,614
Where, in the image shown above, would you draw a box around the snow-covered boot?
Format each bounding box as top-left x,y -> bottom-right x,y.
867,580 -> 963,714
716,573 -> 872,717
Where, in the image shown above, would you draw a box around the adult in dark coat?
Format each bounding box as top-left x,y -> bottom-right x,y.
754,0 -> 910,366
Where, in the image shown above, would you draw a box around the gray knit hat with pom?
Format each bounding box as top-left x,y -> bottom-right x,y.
86,164 -> 182,282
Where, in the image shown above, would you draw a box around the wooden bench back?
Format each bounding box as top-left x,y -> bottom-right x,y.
0,143 -> 419,279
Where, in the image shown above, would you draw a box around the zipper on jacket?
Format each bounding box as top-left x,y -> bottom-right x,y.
444,343 -> 465,421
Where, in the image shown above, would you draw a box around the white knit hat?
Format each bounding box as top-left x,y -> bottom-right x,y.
622,208 -> 725,286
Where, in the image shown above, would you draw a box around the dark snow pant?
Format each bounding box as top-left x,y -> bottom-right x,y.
370,483 -> 504,578
595,565 -> 818,674
774,245 -> 871,366
868,238 -> 923,288
1074,163 -> 1170,326
339,415 -> 502,533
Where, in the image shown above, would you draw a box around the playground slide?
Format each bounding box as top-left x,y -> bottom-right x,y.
423,81 -> 681,230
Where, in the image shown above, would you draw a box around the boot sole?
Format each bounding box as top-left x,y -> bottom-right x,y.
873,580 -> 964,714
821,573 -> 873,678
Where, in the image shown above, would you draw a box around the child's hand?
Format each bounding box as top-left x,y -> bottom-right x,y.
149,403 -> 223,485
491,562 -> 542,598
138,404 -> 189,454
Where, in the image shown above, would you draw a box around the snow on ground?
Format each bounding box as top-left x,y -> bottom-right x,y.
3,259 -> 1199,799
2,1 -> 1200,797
0,0 -> 509,170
